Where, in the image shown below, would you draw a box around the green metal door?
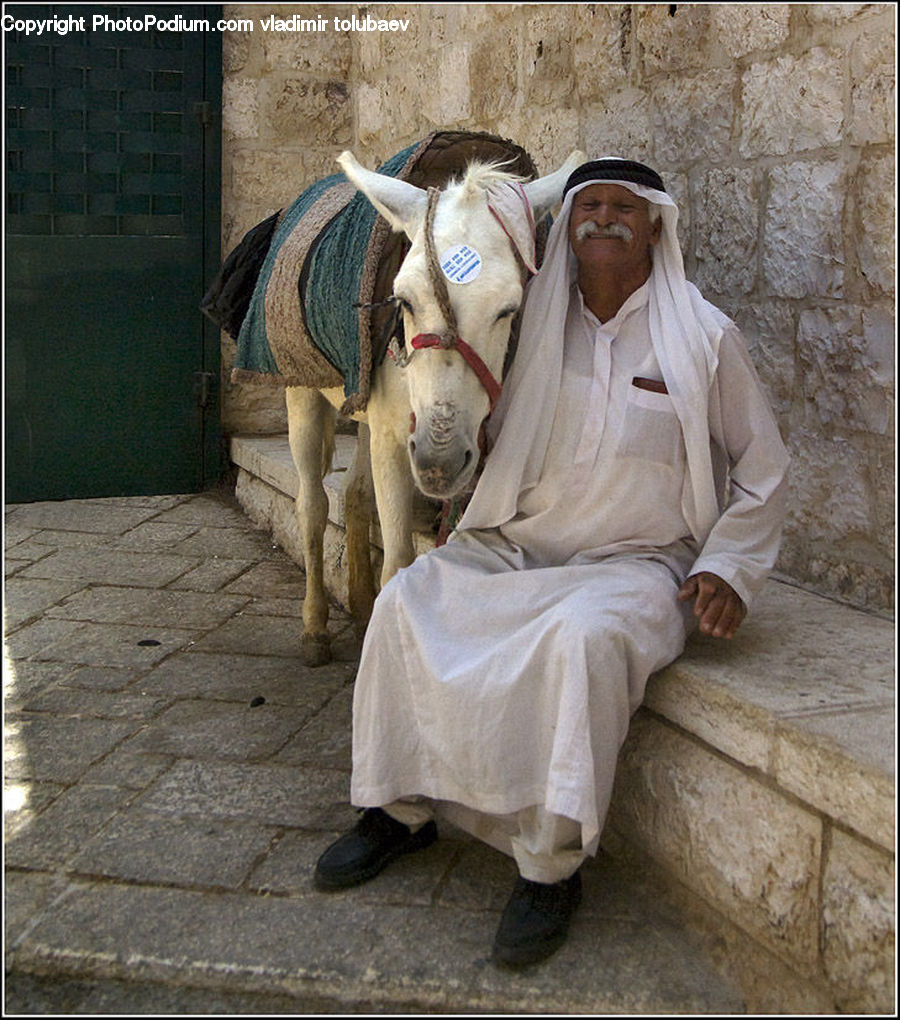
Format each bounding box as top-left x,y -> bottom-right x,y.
5,4 -> 222,501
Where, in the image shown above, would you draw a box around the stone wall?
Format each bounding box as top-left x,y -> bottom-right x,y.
219,3 -> 895,612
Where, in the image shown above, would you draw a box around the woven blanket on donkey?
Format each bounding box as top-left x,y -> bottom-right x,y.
203,132 -> 541,416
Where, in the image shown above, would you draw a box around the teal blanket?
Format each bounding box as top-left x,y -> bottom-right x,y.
234,142 -> 420,401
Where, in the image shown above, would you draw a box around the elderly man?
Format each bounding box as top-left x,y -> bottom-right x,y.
314,158 -> 789,967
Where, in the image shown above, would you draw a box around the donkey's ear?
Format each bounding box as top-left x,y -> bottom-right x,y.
522,149 -> 587,221
337,151 -> 428,240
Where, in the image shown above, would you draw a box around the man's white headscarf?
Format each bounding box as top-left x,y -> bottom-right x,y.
459,157 -> 732,545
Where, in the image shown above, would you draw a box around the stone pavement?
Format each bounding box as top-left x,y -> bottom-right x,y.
5,488 -> 766,1013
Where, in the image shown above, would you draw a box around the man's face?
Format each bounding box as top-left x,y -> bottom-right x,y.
568,183 -> 662,277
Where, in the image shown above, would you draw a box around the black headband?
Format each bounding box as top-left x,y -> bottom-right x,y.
563,159 -> 666,198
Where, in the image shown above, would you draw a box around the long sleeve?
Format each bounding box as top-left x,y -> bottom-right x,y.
689,326 -> 790,607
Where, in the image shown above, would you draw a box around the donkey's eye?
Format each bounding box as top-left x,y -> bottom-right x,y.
495,306 -> 518,323
394,296 -> 413,314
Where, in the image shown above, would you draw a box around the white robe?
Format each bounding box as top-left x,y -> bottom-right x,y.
350,280 -> 788,874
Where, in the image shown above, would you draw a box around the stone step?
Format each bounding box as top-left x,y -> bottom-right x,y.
6,836 -> 768,1014
229,433 -> 895,1013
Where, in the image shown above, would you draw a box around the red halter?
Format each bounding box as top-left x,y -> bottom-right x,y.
408,332 -> 503,413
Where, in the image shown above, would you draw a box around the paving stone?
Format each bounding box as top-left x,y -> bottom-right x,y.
47,586 -> 250,629
19,548 -> 199,588
57,665 -> 147,692
4,714 -> 141,783
4,521 -> 41,550
79,748 -> 173,790
3,502 -> 161,534
123,698 -> 315,761
137,759 -> 354,831
189,614 -> 309,658
11,529 -> 125,551
167,526 -> 280,560
21,686 -> 169,721
4,779 -> 67,837
436,838 -> 522,912
167,558 -> 255,593
4,784 -> 134,869
4,577 -> 88,630
3,660 -> 81,703
138,650 -> 350,707
153,495 -> 259,528
248,828 -> 461,907
224,559 -> 307,599
4,870 -> 74,949
5,556 -> 36,577
70,813 -> 279,890
110,521 -> 201,552
56,494 -> 189,511
328,620 -> 365,663
5,777 -> 67,814
13,620 -> 197,668
246,829 -> 348,895
2,972 -> 370,1015
5,618 -> 90,661
240,595 -> 304,618
275,686 -> 354,769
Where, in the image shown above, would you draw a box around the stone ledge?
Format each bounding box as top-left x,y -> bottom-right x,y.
231,433 -> 438,550
230,432 -> 895,1012
647,581 -> 894,851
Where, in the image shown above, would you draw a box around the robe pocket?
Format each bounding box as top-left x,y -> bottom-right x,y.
617,386 -> 685,467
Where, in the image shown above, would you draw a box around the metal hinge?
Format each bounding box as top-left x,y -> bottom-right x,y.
194,371 -> 214,408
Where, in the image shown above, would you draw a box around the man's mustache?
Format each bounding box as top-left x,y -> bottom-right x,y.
574,220 -> 634,243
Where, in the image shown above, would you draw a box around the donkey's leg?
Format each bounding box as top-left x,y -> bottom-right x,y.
286,386 -> 334,667
368,409 -> 416,587
343,421 -> 377,634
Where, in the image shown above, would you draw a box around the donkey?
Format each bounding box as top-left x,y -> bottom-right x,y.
286,148 -> 584,665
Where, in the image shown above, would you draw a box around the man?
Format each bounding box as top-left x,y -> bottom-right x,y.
313,158 -> 789,967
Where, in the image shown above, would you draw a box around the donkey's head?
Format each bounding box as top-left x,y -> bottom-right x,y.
338,147 -> 584,499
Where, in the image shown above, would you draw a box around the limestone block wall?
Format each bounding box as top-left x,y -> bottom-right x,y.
219,3 -> 895,612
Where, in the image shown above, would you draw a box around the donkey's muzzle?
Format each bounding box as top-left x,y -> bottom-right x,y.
407,411 -> 478,499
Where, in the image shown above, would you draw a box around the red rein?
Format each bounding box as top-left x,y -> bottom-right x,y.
408,333 -> 502,413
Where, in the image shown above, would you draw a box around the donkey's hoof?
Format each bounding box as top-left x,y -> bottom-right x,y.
301,632 -> 332,667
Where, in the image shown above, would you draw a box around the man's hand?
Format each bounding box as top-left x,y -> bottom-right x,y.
677,572 -> 746,639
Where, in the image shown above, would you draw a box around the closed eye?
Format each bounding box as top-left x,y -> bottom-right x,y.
495,305 -> 518,323
393,295 -> 414,315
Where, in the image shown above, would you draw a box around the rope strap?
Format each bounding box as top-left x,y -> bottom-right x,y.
424,187 -> 459,337
409,187 -> 502,412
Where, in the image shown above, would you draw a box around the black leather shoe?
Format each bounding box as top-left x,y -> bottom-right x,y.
313,808 -> 438,891
492,870 -> 582,968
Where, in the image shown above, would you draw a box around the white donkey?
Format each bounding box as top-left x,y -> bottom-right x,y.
289,149 -> 584,665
